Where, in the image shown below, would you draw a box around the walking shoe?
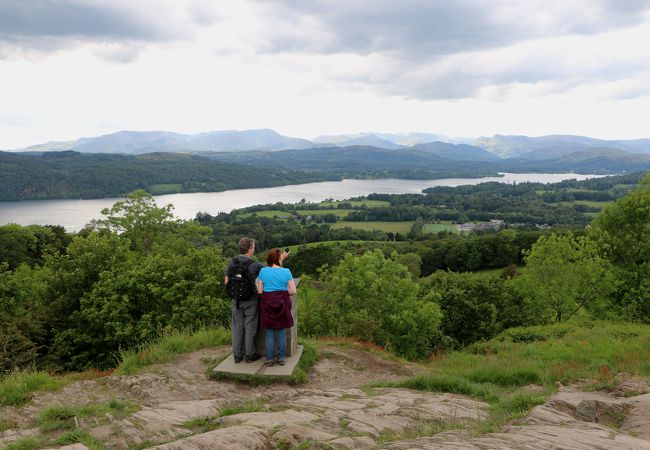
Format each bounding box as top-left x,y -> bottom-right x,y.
277,359 -> 286,366
245,353 -> 261,363
234,356 -> 243,363
265,360 -> 275,367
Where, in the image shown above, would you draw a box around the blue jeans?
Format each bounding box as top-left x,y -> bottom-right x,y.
265,328 -> 286,361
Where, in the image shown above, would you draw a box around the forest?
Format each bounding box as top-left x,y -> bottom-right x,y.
0,172 -> 648,371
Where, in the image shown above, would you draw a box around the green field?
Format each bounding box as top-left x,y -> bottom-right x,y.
318,200 -> 390,208
294,209 -> 355,218
573,200 -> 614,209
469,267 -> 510,279
558,200 -> 614,209
282,240 -> 366,254
331,221 -> 415,233
240,210 -> 293,219
148,184 -> 183,195
423,222 -> 457,233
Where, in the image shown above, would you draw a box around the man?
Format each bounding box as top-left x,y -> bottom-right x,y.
225,237 -> 263,363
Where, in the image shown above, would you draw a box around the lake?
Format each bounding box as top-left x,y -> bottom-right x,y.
0,173 -> 600,231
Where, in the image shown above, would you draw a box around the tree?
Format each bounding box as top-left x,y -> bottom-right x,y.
0,224 -> 38,268
94,190 -> 177,254
590,173 -> 650,320
306,250 -> 441,359
394,252 -> 422,278
518,233 -> 615,322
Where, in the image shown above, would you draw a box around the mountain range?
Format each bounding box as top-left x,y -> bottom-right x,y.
7,129 -> 650,167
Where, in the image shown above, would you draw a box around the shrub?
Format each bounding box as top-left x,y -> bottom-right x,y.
301,250 -> 442,359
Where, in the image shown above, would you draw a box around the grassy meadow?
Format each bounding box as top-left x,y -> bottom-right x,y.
318,199 -> 391,208
331,220 -> 415,233
293,209 -> 355,218
423,222 -> 458,233
239,210 -> 293,219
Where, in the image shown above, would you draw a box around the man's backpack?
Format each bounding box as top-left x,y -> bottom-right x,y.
226,258 -> 255,305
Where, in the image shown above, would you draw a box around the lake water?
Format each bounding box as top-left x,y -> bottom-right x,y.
0,173 -> 600,231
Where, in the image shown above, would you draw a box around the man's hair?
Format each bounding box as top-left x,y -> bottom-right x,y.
238,237 -> 255,254
267,248 -> 282,266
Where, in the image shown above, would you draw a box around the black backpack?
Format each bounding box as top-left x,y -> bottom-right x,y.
226,258 -> 255,305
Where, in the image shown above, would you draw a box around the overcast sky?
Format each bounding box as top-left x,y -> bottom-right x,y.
1,0 -> 650,148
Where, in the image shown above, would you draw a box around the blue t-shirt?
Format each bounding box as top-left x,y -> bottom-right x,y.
258,267 -> 293,292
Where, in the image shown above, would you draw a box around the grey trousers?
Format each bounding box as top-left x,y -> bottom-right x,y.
231,298 -> 259,358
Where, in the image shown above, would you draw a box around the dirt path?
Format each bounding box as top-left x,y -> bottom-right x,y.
2,345 -> 650,449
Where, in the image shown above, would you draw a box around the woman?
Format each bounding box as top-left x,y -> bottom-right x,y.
257,248 -> 296,366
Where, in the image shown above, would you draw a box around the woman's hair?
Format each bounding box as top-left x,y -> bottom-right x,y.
267,248 -> 282,266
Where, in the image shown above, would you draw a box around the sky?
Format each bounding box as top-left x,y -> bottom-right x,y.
1,0 -> 650,149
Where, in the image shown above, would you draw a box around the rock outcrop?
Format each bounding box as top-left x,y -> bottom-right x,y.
2,345 -> 650,449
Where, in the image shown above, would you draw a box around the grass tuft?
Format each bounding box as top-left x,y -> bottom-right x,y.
375,373 -> 499,403
4,437 -> 42,450
376,419 -> 466,443
0,371 -> 63,406
466,367 -> 541,387
37,400 -> 139,432
219,400 -> 265,417
295,440 -> 334,450
496,391 -> 546,416
116,327 -> 231,375
55,429 -> 105,450
289,339 -> 319,384
1,415 -> 18,432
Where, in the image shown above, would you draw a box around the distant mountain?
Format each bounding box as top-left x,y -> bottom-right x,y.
411,142 -> 500,162
313,132 -> 452,148
203,145 -> 501,180
312,134 -> 403,149
373,132 -> 451,146
476,134 -> 650,159
20,129 -> 319,154
502,147 -> 650,173
15,130 -> 650,164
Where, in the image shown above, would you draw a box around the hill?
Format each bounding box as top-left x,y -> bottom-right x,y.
203,145 -> 501,178
0,151 -> 329,200
411,141 -> 500,161
476,134 -> 650,159
312,133 -> 404,149
500,148 -> 650,173
19,129 -> 319,154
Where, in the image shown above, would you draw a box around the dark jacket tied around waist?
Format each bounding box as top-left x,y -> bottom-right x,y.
260,290 -> 294,329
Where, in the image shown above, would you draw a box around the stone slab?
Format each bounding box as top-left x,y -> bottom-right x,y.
213,345 -> 303,378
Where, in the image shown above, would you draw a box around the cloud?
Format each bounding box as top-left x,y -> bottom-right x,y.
0,0 -> 220,59
259,0 -> 650,56
244,0 -> 650,100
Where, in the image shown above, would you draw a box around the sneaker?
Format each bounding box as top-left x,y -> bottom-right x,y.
245,353 -> 261,363
277,359 -> 286,366
265,360 -> 275,367
234,356 -> 243,363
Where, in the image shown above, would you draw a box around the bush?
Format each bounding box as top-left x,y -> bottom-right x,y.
302,250 -> 442,359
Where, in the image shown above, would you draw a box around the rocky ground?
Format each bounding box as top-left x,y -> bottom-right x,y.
1,344 -> 650,449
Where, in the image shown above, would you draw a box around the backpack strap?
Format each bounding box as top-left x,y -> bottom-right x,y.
227,257 -> 255,280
